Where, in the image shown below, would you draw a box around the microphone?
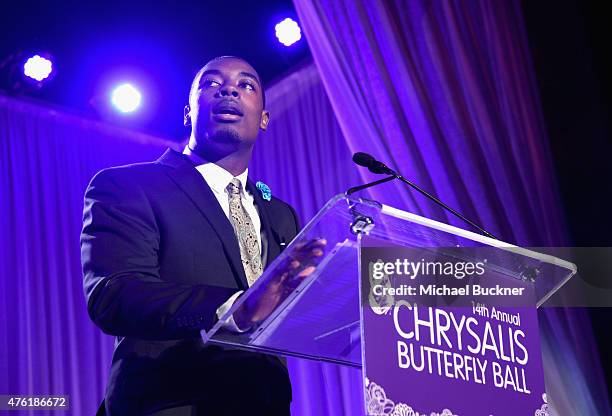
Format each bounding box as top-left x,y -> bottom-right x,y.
352,152 -> 396,175
347,152 -> 497,239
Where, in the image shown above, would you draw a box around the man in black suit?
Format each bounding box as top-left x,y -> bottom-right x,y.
81,56 -> 318,415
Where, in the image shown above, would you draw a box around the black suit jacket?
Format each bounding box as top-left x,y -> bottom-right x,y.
81,148 -> 300,414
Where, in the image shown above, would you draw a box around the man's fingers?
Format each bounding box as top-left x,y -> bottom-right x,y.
312,248 -> 324,257
297,265 -> 316,278
293,238 -> 327,252
305,238 -> 327,251
291,240 -> 327,262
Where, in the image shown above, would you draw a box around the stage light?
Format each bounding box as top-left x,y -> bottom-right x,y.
275,18 -> 301,46
111,83 -> 142,113
23,55 -> 53,82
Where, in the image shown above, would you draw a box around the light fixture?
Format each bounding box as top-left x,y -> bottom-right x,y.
275,18 -> 302,47
111,83 -> 142,113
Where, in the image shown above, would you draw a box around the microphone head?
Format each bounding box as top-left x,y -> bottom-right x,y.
353,152 -> 396,175
352,152 -> 375,168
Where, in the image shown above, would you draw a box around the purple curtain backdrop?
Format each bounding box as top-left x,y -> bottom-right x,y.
294,0 -> 567,246
0,94 -> 174,415
292,0 -> 610,414
250,62 -> 364,221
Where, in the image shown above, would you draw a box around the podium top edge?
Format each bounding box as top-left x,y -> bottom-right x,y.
330,195 -> 576,273
378,203 -> 577,273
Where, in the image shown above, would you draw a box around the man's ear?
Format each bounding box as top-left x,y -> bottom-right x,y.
260,110 -> 270,131
183,105 -> 191,127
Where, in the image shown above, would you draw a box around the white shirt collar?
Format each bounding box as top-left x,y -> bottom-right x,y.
182,145 -> 249,194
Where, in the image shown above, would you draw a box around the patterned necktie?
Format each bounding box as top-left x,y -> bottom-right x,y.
227,178 -> 263,286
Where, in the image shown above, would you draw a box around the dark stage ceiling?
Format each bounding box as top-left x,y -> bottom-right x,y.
0,0 -> 311,139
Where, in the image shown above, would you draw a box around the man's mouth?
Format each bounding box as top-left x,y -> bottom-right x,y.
212,102 -> 244,122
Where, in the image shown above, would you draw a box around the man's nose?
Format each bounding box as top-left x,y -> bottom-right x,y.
217,84 -> 239,98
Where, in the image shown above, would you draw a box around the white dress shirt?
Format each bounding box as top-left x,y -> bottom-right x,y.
183,145 -> 259,332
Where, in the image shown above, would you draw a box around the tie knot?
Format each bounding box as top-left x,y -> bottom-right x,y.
228,178 -> 242,195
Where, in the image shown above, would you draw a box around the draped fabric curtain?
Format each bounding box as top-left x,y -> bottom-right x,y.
292,0 -> 610,414
250,61 -> 364,222
0,94 -> 174,415
294,0 -> 565,246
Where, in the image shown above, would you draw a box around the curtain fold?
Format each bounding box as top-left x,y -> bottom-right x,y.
292,0 -> 610,414
294,0 -> 567,246
0,94 -> 173,415
250,61 -> 363,222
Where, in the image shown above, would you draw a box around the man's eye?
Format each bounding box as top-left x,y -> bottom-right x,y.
202,79 -> 220,88
240,82 -> 255,91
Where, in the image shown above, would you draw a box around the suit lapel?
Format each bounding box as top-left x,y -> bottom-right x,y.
247,180 -> 280,267
157,149 -> 249,289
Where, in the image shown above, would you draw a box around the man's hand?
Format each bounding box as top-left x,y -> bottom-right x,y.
233,238 -> 327,330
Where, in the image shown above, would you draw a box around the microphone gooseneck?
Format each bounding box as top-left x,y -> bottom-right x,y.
347,152 -> 497,240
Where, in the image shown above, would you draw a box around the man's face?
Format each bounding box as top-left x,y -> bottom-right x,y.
187,57 -> 268,151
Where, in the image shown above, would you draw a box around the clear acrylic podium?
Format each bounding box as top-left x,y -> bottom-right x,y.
201,195 -> 577,368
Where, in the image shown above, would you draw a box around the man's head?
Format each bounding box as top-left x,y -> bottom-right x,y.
184,56 -> 269,158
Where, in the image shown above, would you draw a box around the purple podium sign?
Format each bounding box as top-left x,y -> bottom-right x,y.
360,246 -> 550,416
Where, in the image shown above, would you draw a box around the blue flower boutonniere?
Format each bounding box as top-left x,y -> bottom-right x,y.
256,181 -> 272,201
